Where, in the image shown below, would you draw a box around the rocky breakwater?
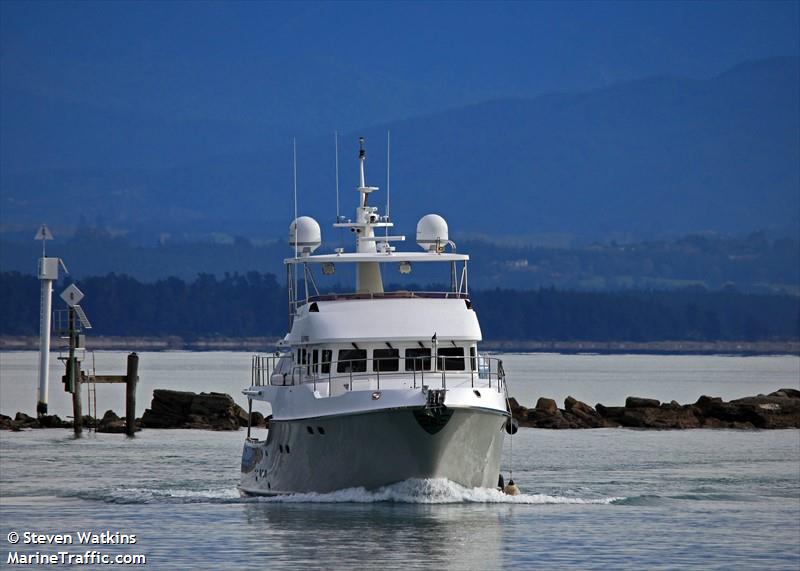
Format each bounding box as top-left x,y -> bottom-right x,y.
0,411 -> 140,432
0,413 -> 71,431
509,388 -> 800,429
141,389 -> 266,430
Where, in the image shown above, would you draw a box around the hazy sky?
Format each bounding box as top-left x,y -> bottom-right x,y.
2,0 -> 798,127
1,0 -> 799,174
0,1 -> 798,241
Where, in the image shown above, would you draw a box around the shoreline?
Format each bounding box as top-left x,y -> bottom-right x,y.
0,336 -> 798,355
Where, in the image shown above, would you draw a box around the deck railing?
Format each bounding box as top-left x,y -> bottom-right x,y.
251,354 -> 506,396
306,291 -> 470,303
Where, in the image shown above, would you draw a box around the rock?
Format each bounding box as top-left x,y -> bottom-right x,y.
14,412 -> 39,427
507,397 -> 528,417
625,396 -> 661,409
723,394 -> 800,428
38,415 -> 69,428
769,388 -> 800,399
694,395 -> 723,410
596,402 -> 702,428
250,411 -> 265,427
596,404 -> 625,418
535,397 -> 559,415
524,408 -> 570,429
96,410 -> 139,433
563,397 -> 617,428
234,404 -> 250,427
142,390 -> 244,430
189,392 -> 235,416
565,396 -> 596,416
141,389 -> 196,428
620,406 -> 702,429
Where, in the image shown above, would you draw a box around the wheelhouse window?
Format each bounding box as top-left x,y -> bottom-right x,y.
470,346 -> 477,371
337,349 -> 367,373
405,348 -> 431,371
373,348 -> 399,372
320,349 -> 332,374
438,347 -> 465,371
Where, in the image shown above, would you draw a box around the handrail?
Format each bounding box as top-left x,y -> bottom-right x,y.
251,353 -> 505,396
304,291 -> 470,304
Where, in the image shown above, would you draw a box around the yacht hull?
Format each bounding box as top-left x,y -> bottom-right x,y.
240,407 -> 506,495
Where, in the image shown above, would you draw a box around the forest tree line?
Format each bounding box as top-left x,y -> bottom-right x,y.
1,271 -> 798,342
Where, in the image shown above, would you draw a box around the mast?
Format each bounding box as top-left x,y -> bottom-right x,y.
355,138 -> 382,292
330,137 -> 406,293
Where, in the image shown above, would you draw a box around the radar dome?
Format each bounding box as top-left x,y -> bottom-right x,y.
416,214 -> 448,252
289,216 -> 321,255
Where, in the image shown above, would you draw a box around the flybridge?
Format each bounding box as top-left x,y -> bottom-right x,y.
286,137 -> 471,317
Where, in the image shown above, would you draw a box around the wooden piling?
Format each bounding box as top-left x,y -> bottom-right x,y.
68,307 -> 83,436
72,370 -> 83,435
125,352 -> 139,436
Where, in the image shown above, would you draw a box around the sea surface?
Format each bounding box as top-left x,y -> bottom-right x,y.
1,352 -> 799,570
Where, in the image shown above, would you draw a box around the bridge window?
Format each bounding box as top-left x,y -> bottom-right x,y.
438,347 -> 465,371
405,348 -> 431,371
337,349 -> 367,373
373,348 -> 399,372
320,349 -> 332,374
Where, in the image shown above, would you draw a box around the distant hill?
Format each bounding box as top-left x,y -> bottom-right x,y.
1,57 -> 797,241
1,230 -> 796,294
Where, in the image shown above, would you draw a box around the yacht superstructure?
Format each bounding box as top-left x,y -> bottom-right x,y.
240,138 -> 511,495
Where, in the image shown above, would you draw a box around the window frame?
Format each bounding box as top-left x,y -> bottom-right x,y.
405,348 -> 432,371
373,348 -> 400,372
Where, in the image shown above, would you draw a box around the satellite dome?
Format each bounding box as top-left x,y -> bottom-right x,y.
289,216 -> 321,255
416,214 -> 448,252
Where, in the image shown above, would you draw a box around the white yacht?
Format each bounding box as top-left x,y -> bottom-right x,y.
240,138 -> 513,495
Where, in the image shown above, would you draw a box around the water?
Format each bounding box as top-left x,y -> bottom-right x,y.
1,352 -> 799,569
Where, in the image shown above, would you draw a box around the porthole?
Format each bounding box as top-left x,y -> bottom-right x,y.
473,390 -> 481,398
317,426 -> 325,435
286,445 -> 291,454
279,444 -> 284,453
306,426 -> 314,434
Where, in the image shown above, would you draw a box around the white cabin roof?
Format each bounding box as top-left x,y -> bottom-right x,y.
285,297 -> 482,344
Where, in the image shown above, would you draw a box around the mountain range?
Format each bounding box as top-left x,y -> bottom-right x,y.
1,56 -> 797,243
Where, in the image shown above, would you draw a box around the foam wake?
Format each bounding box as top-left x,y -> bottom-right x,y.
69,479 -> 623,505
261,478 -> 623,504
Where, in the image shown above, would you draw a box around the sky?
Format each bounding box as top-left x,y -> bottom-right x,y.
0,1 -> 798,241
2,0 -> 798,132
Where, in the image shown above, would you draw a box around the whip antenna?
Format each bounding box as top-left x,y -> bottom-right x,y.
293,137 -> 298,261
292,138 -> 299,302
335,131 -> 340,221
386,130 -> 391,238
